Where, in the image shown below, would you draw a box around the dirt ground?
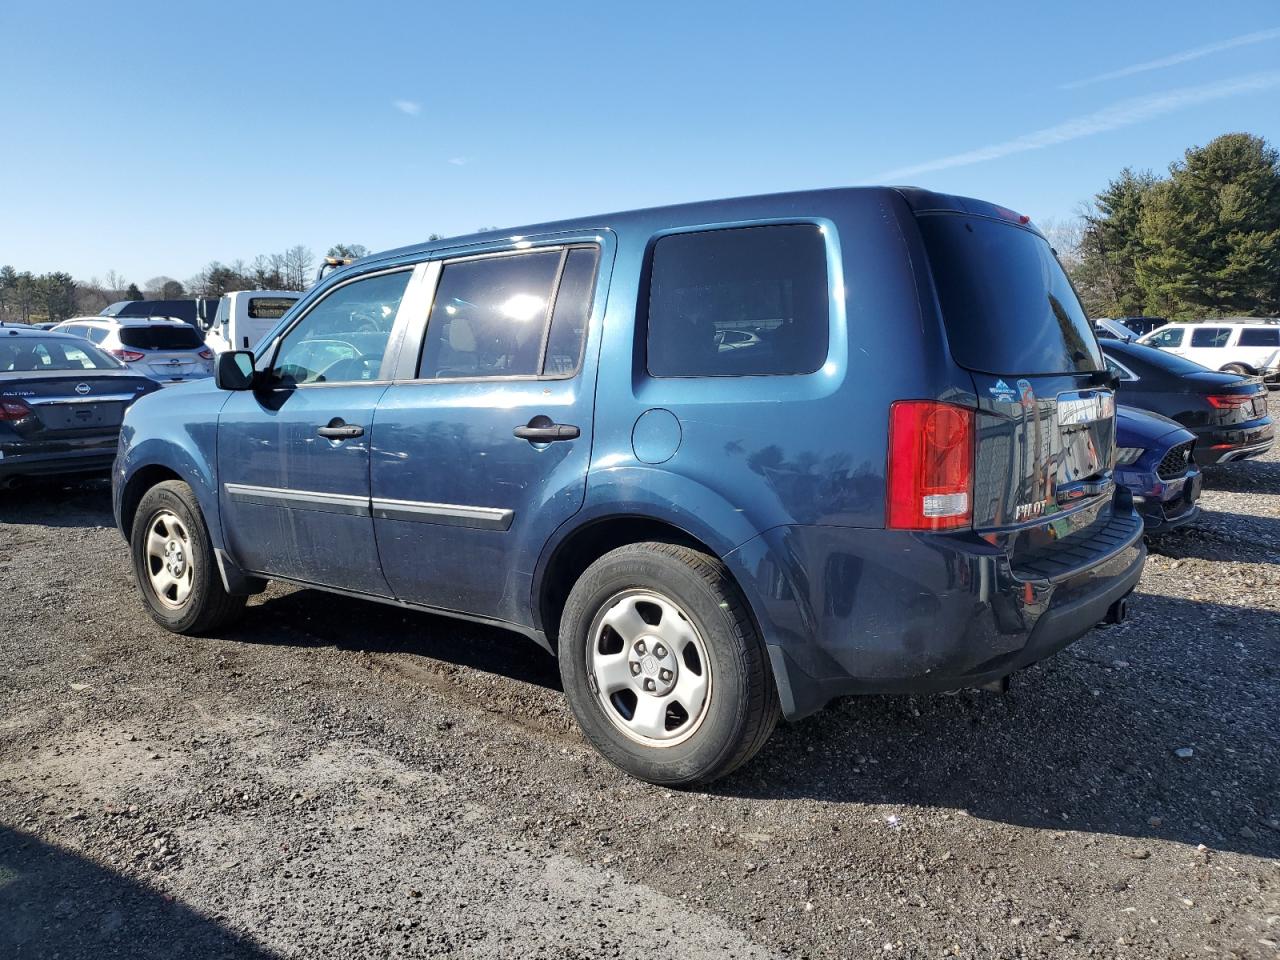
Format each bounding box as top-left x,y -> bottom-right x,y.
1,447 -> 1278,959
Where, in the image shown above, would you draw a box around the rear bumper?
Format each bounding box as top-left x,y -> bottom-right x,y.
0,436 -> 120,483
726,502 -> 1146,720
1193,419 -> 1274,464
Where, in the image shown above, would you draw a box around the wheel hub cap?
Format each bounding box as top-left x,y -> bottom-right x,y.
629,637 -> 677,695
587,590 -> 712,747
144,510 -> 194,609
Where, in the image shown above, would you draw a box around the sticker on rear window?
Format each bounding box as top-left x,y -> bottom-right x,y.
989,379 -> 1016,402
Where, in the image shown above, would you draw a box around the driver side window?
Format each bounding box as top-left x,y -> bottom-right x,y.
273,270 -> 412,385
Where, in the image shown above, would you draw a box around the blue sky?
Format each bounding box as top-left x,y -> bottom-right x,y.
2,1 -> 1278,284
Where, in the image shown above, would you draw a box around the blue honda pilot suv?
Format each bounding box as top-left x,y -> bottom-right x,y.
114,187 -> 1145,785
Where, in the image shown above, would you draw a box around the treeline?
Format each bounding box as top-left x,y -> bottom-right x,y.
0,243 -> 368,324
1066,133 -> 1280,320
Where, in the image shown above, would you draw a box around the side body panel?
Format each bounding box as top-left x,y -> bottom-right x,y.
370,232 -> 616,626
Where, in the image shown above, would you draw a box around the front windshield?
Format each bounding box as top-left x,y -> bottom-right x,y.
0,336 -> 125,372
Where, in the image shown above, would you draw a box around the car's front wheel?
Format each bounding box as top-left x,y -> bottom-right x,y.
558,542 -> 779,786
130,480 -> 246,635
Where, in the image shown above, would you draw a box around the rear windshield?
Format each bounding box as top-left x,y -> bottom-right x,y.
0,337 -> 124,372
1106,342 -> 1211,376
918,214 -> 1103,376
248,297 -> 297,320
118,325 -> 204,350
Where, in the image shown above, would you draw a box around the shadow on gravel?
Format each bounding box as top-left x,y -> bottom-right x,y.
1148,512 -> 1280,564
230,588 -> 563,692
720,594 -> 1279,859
0,479 -> 114,529
0,825 -> 277,959
1200,458 -> 1280,495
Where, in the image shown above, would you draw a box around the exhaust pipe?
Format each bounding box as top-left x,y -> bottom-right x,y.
975,675 -> 1010,694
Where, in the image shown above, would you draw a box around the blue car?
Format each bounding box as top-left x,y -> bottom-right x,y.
113,187 -> 1145,785
1114,406 -> 1201,532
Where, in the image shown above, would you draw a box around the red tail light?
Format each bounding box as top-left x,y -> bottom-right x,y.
887,401 -> 974,530
198,349 -> 214,360
0,399 -> 32,421
1206,394 -> 1253,409
110,349 -> 146,362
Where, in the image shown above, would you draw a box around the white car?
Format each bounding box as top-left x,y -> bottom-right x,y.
1139,319 -> 1280,385
204,290 -> 302,355
52,316 -> 213,384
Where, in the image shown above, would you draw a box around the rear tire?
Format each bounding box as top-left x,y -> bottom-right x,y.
558,542 -> 779,786
1221,363 -> 1252,376
130,480 -> 246,635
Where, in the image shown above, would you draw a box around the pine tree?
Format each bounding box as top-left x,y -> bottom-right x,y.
1137,133 -> 1280,317
1073,169 -> 1157,316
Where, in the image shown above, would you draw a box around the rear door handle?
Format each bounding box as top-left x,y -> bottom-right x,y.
514,415 -> 580,442
317,419 -> 364,440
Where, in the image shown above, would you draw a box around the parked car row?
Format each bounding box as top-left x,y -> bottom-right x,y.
0,325 -> 161,486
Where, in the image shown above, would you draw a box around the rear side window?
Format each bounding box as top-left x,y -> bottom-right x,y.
918,214 -> 1103,375
418,247 -> 599,380
1239,327 -> 1280,347
543,249 -> 599,376
1190,327 -> 1230,348
118,325 -> 204,350
248,297 -> 297,320
646,224 -> 829,378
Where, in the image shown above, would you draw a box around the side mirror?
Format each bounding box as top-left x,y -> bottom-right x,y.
216,351 -> 256,391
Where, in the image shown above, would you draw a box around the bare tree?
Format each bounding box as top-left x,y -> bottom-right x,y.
282,245 -> 314,291
1038,216 -> 1086,271
102,270 -> 129,301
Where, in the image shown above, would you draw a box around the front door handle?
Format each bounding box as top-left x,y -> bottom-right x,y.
514,415 -> 580,442
317,419 -> 364,440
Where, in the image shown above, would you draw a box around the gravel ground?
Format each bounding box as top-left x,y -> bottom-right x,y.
1,446 -> 1278,959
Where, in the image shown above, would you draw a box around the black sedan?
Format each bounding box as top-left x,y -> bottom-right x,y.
1101,339 -> 1273,465
0,326 -> 161,486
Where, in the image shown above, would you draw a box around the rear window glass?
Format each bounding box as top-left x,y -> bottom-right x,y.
118,325 -> 204,350
1105,343 -> 1209,376
918,214 -> 1103,375
1190,327 -> 1230,348
418,252 -> 562,379
0,337 -> 123,372
248,297 -> 297,320
646,224 -> 829,378
1239,327 -> 1280,347
543,248 -> 599,377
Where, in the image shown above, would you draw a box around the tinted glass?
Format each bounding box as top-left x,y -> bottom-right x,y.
248,297 -> 297,320
1146,327 -> 1184,348
274,270 -> 411,384
118,325 -> 204,350
88,326 -> 108,344
0,337 -> 123,372
1103,355 -> 1134,381
918,214 -> 1103,375
1190,327 -> 1230,348
542,248 -> 599,376
418,252 -> 561,379
1239,327 -> 1280,347
647,224 -> 828,378
1105,341 -> 1210,376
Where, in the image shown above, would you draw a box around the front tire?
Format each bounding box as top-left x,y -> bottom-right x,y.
1221,363 -> 1252,376
130,480 -> 246,635
558,542 -> 779,786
